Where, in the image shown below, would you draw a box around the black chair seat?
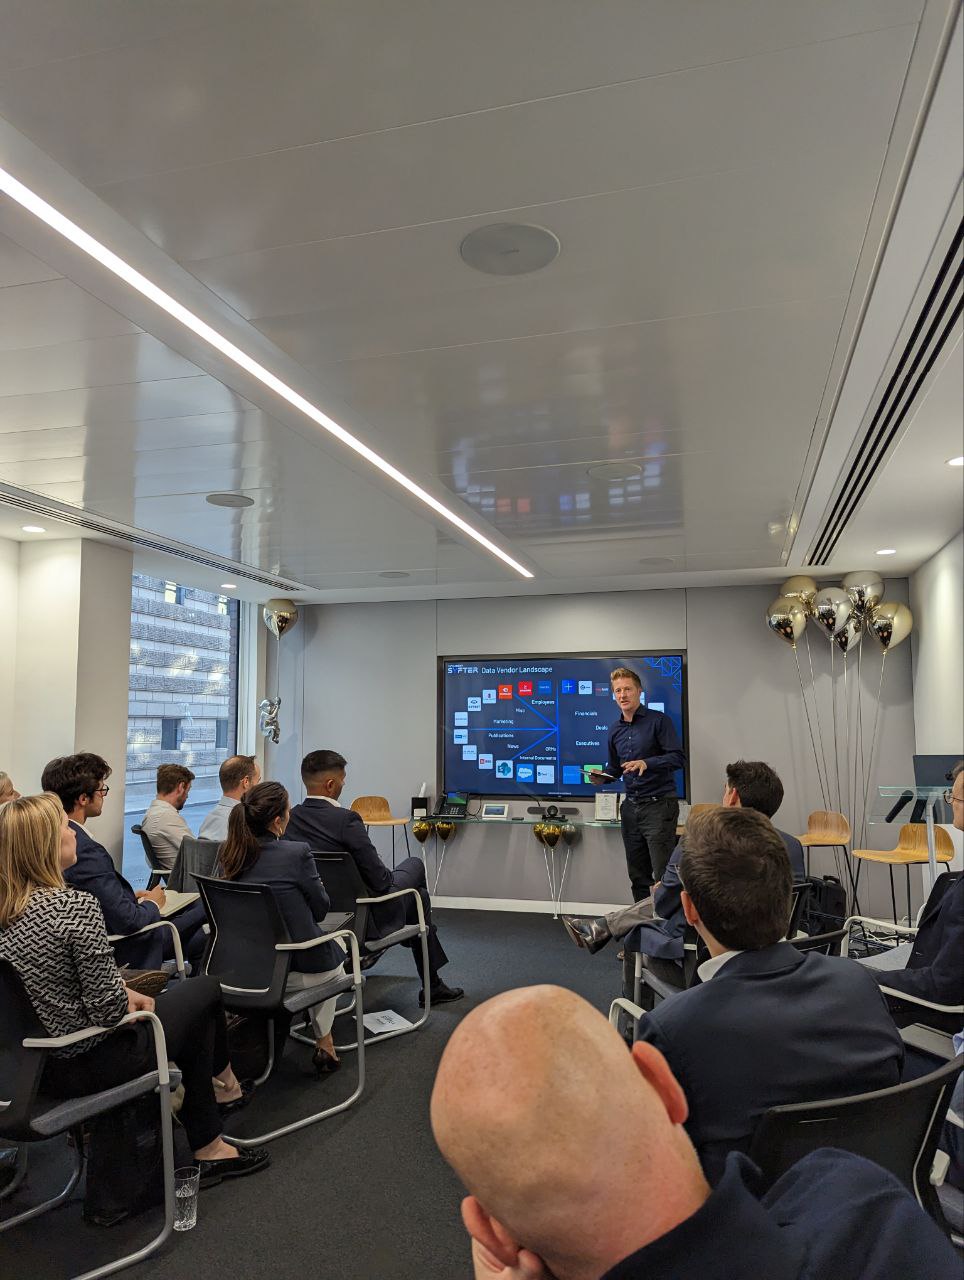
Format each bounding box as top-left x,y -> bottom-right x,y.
364,923 -> 421,953
281,971 -> 357,1016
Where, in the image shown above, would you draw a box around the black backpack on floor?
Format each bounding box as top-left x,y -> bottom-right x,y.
802,874 -> 848,934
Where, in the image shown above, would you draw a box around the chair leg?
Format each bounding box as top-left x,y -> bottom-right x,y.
391,824 -> 396,871
403,824 -> 411,857
905,864 -> 912,924
252,1019 -> 276,1087
0,1145 -> 27,1202
0,1133 -> 83,1232
227,980 -> 366,1147
888,867 -> 897,924
336,927 -> 433,1051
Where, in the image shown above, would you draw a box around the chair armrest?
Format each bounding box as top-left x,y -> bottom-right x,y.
876,987 -> 964,1015
109,918 -> 185,978
609,997 -> 644,1028
356,887 -> 427,930
23,1011 -> 172,1087
842,915 -> 917,957
276,928 -> 363,984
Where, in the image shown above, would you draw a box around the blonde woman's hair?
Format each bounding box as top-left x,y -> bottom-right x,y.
0,794 -> 66,927
0,771 -> 14,801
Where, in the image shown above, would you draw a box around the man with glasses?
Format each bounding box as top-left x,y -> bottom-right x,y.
41,753 -> 206,970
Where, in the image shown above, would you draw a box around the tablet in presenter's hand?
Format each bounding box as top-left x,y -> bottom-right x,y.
586,769 -> 615,784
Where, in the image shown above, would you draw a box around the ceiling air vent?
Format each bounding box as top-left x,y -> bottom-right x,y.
807,219 -> 963,566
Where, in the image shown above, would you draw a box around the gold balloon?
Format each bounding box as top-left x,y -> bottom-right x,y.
532,822 -> 546,843
780,575 -> 818,611
411,819 -> 432,844
833,612 -> 863,654
263,598 -> 299,638
868,601 -> 913,651
812,586 -> 852,640
765,596 -> 807,647
434,820 -> 455,842
841,571 -> 883,616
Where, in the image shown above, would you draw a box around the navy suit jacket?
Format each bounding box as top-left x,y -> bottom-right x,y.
875,871 -> 963,1007
601,1149 -> 959,1280
631,826 -> 806,961
232,836 -> 342,973
285,799 -> 405,940
64,822 -> 163,968
636,942 -> 904,1183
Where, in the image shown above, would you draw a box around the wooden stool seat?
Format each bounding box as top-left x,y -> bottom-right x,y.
852,824 -> 954,922
350,796 -> 411,861
676,802 -> 715,836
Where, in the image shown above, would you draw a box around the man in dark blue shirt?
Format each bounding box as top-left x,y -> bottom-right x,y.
588,666 -> 685,900
431,985 -> 958,1280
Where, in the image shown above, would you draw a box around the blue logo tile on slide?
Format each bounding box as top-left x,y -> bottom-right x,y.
516,764 -> 534,783
562,765 -> 583,785
561,679 -> 576,694
537,680 -> 552,695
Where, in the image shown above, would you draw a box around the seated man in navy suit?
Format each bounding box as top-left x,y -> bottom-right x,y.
872,762 -> 963,1023
41,752 -> 207,970
562,760 -> 805,991
635,806 -> 903,1184
286,749 -> 463,1005
431,986 -> 958,1280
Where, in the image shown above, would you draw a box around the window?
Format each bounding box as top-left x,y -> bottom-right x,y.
127,573 -> 241,884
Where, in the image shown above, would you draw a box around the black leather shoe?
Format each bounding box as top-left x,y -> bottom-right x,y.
312,1048 -> 342,1076
216,1078 -> 255,1117
562,915 -> 612,954
198,1144 -> 270,1189
419,982 -> 464,1007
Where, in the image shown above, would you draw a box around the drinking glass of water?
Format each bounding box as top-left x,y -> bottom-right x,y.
174,1166 -> 200,1231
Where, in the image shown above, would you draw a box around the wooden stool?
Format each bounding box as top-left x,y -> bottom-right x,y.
675,802 -> 716,838
350,795 -> 412,866
798,810 -> 853,903
852,824 -> 954,923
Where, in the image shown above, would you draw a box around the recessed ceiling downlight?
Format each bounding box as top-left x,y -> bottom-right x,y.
206,492 -> 255,508
21,524 -> 46,533
586,462 -> 643,482
378,570 -> 411,579
460,223 -> 560,276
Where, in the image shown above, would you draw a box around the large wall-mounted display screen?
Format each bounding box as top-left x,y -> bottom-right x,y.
440,653 -> 687,799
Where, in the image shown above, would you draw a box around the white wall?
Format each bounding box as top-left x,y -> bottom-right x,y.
910,531 -> 964,870
0,538 -> 18,771
272,583 -> 917,913
10,538 -> 133,861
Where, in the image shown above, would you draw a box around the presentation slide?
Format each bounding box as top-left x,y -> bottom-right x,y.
440,654 -> 686,799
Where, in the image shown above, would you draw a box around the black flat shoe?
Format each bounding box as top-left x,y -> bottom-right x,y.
312,1048 -> 341,1076
419,982 -> 465,1007
216,1078 -> 255,1117
198,1145 -> 270,1189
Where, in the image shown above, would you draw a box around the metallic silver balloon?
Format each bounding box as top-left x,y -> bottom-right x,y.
765,595 -> 807,647
812,586 -> 852,640
867,601 -> 913,651
842,571 -> 883,616
832,613 -> 863,654
780,575 -> 818,611
263,598 -> 299,639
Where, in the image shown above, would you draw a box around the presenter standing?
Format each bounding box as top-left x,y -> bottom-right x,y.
588,667 -> 685,902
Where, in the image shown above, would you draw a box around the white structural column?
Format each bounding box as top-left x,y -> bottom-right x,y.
12,539 -> 133,863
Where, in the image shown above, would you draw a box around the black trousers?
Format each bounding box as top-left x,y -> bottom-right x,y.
391,857 -> 449,988
42,975 -> 229,1152
620,796 -> 679,900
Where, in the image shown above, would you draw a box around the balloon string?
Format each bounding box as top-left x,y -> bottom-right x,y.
830,640 -> 841,813
804,628 -> 832,813
843,651 -> 852,823
861,648 -> 888,852
855,639 -> 867,846
793,644 -> 829,810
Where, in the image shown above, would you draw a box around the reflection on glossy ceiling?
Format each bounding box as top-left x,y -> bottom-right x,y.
0,1 -> 958,598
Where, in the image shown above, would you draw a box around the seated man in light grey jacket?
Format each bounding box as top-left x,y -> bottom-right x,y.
198,755 -> 261,842
140,763 -> 195,870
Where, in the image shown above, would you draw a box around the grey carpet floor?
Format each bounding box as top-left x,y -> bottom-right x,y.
3,909 -> 622,1280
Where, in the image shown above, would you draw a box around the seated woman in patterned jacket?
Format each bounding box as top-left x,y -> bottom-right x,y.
0,793 -> 270,1190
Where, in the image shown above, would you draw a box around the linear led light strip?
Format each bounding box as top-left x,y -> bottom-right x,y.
0,166 -> 533,579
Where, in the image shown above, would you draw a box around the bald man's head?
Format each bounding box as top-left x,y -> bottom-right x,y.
431,986 -> 707,1278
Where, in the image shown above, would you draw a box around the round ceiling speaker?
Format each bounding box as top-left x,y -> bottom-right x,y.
459,223 -> 561,276
206,492 -> 254,508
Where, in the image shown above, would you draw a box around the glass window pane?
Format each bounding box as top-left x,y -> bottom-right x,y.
126,573 -> 240,885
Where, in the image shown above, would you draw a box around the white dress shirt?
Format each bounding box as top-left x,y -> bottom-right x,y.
140,797 -> 193,871
696,949 -> 744,983
198,795 -> 238,842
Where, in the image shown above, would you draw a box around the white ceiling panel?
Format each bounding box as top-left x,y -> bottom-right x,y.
0,277 -> 139,351
0,331 -> 200,398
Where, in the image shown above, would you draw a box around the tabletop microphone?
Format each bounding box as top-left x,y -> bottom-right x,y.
883,789 -> 914,823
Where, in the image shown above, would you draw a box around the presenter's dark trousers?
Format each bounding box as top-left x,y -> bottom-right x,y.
620,795 -> 679,900
391,856 -> 449,989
